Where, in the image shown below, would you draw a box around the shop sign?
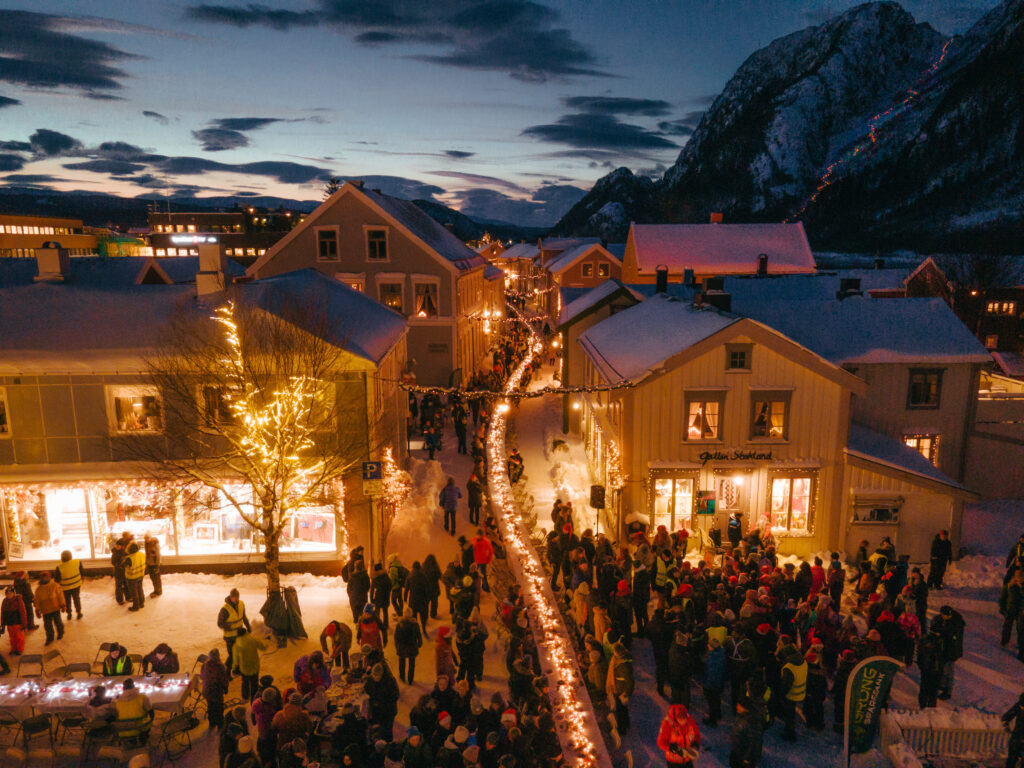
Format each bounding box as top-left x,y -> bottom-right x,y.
699,449 -> 773,466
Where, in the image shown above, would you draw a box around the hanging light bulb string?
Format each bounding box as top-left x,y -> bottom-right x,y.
486,304 -> 613,768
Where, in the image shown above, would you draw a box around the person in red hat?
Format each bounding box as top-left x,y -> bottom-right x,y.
611,580 -> 633,644
657,704 -> 700,765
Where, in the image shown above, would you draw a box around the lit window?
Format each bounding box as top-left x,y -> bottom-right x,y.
907,369 -> 943,409
904,434 -> 939,465
414,282 -> 439,317
317,228 -> 339,261
750,392 -> 789,439
366,229 -> 388,261
597,263 -> 610,277
581,263 -> 594,277
685,396 -> 721,440
109,386 -> 163,434
379,282 -> 404,313
770,475 -> 812,533
986,301 -> 1017,315
985,334 -> 998,349
0,387 -> 10,436
246,248 -> 256,257
155,249 -> 166,257
652,476 -> 694,531
187,224 -> 196,232
726,343 -> 752,371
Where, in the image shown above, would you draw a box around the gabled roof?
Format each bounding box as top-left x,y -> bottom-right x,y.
558,278 -> 641,327
539,237 -> 600,252
719,269 -> 910,302
545,242 -> 621,276
484,265 -> 504,281
730,296 -> 990,365
247,182 -> 487,276
846,424 -> 971,493
992,351 -> 1024,378
904,256 -> 949,287
628,222 -> 815,275
500,243 -> 540,260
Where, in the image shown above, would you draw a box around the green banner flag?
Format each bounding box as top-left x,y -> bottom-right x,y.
844,655 -> 904,765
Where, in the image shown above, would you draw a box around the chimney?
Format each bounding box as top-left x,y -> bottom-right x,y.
874,257 -> 885,270
683,268 -> 695,287
757,253 -> 768,277
349,179 -> 364,189
704,290 -> 732,313
196,241 -> 229,297
705,277 -> 725,292
655,264 -> 669,294
34,242 -> 71,282
709,212 -> 723,224
836,277 -> 862,301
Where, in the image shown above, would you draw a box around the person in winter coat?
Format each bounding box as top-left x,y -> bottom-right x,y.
271,692 -> 314,750
935,605 -> 965,699
802,652 -> 827,730
200,648 -> 229,729
12,572 -> 37,631
34,571 -> 65,644
440,477 -> 462,536
388,554 -> 410,617
471,531 -> 494,593
217,588 -> 251,668
727,513 -> 744,552
1001,568 -> 1024,657
928,530 -> 953,589
123,541 -> 146,611
54,549 -> 85,621
632,562 -> 652,636
251,687 -> 282,765
777,646 -> 807,742
423,554 -> 443,620
364,663 -> 400,737
827,554 -> 846,608
320,619 -> 353,671
1001,691 -> 1024,768
611,580 -> 633,645
606,640 -> 634,734
572,581 -> 592,637
725,628 -> 756,713
292,649 -> 329,697
231,627 -> 267,701
369,563 -> 392,641
657,704 -> 701,766
730,698 -> 763,768
142,642 -> 180,674
703,636 -> 728,727
395,606 -> 424,684
110,533 -> 130,605
467,474 -> 485,527
0,586 -> 28,655
357,605 -> 385,651
403,726 -> 433,768
346,560 -> 371,623
668,630 -> 695,706
404,561 -> 433,633
143,533 -> 162,597
435,626 -> 458,686
917,625 -> 945,708
585,640 -> 609,697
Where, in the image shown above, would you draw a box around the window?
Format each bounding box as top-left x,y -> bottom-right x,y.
379,282 -> 404,313
907,369 -> 943,409
316,227 -> 339,261
652,476 -> 695,531
581,263 -> 594,278
769,475 -> 813,533
904,434 -> 939,465
0,387 -> 10,436
200,385 -> 235,426
726,343 -> 752,371
750,391 -> 789,440
413,282 -> 439,317
366,228 -> 388,261
985,334 -> 999,349
986,301 -> 1017,315
597,263 -> 610,278
109,386 -> 163,433
685,394 -> 723,441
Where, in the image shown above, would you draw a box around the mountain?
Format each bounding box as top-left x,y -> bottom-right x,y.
550,0 -> 1024,253
410,199 -> 546,243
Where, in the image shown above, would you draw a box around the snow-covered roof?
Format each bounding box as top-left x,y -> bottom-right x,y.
578,293 -> 737,381
719,269 -> 910,302
539,237 -> 600,252
500,243 -> 540,260
629,222 -> 815,275
558,279 -> 641,326
847,424 -> 969,491
0,256 -> 245,287
484,265 -> 504,281
545,243 -> 621,276
992,351 -> 1024,378
731,296 -> 990,365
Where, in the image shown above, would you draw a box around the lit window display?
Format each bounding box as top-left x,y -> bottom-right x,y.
769,475 -> 812,533
108,386 -> 163,433
652,476 -> 694,532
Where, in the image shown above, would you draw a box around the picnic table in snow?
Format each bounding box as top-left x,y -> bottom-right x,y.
0,674 -> 194,713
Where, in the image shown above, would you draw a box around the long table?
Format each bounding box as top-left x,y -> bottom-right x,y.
0,674 -> 194,714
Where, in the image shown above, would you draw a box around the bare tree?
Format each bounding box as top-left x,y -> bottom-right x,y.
127,291 -> 376,595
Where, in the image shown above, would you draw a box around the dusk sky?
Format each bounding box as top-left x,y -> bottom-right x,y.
0,0 -> 995,226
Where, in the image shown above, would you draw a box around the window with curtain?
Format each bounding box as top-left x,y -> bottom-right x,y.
414,283 -> 439,317
686,398 -> 721,440
770,476 -> 812,533
750,392 -> 789,439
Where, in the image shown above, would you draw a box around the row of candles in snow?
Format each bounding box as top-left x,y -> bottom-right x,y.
0,676 -> 190,704
486,308 -> 604,768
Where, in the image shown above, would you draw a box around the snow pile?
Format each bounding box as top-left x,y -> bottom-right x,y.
849,749 -> 890,768
386,457 -> 448,564
541,420 -> 593,532
942,555 -> 1004,589
884,740 -> 924,768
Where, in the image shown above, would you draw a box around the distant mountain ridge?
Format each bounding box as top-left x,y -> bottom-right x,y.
550,0 -> 1024,253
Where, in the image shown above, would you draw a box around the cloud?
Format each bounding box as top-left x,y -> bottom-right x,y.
427,170 -> 526,193
0,96 -> 21,109
29,129 -> 82,156
562,96 -> 671,116
0,11 -> 137,94
522,113 -> 677,151
64,159 -> 147,174
450,182 -> 585,227
212,117 -> 283,131
0,141 -> 32,152
187,0 -> 607,83
0,155 -> 26,172
192,127 -> 251,151
443,150 -> 474,159
0,174 -> 59,184
142,110 -> 169,124
95,141 -> 166,162
343,175 -> 445,201
156,156 -> 333,184
657,120 -> 695,137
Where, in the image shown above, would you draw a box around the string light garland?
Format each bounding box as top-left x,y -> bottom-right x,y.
606,438 -> 626,491
486,304 -> 612,768
378,447 -> 411,533
397,380 -> 639,401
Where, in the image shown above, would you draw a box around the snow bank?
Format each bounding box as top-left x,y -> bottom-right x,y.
942,555 -> 1004,589
884,740 -> 924,768
541,419 -> 594,532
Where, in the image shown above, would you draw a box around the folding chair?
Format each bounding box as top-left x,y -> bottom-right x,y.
0,710 -> 19,747
189,654 -> 208,676
156,712 -> 194,763
41,649 -> 67,678
16,655 -> 43,679
127,654 -> 144,673
64,662 -> 93,678
17,714 -> 52,752
92,643 -> 113,674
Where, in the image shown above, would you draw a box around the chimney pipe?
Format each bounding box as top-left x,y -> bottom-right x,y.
709,212 -> 723,224
874,257 -> 885,270
33,242 -> 71,282
757,253 -> 768,277
683,268 -> 695,287
196,241 -> 229,297
349,179 -> 364,189
704,291 -> 732,313
836,277 -> 862,301
655,264 -> 668,294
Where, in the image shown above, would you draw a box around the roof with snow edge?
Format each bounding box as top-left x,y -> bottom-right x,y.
539,237 -> 600,252
847,424 -> 969,491
484,265 -> 504,281
718,269 -> 910,302
992,351 -> 1024,378
558,279 -> 641,326
577,293 -> 737,381
0,268 -> 406,373
629,222 -> 815,275
545,243 -> 622,276
0,256 -> 246,287
731,296 -> 989,365
499,243 -> 539,260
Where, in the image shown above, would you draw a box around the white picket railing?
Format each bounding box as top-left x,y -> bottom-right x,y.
882,708 -> 1009,765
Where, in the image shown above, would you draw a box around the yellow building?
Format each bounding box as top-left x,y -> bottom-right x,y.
0,214 -> 98,258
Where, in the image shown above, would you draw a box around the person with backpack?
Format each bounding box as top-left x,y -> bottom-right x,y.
389,554 -> 410,617
357,604 -> 385,651
467,473 -> 486,527
370,563 -> 392,641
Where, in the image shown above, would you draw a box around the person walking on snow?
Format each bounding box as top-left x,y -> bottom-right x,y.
34,571 -> 65,645
232,627 -> 268,702
657,704 -> 701,766
440,478 -> 462,536
472,530 -> 494,593
928,530 -> 953,589
54,549 -> 84,620
144,533 -> 163,597
0,586 -> 27,656
218,588 -> 251,669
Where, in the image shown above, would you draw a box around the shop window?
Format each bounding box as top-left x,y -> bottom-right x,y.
414,282 -> 439,317
109,386 -> 163,434
0,388 -> 9,436
581,263 -> 594,277
907,369 -> 943,409
750,391 -> 789,440
726,343 -> 752,371
685,394 -> 723,441
366,228 -> 388,261
597,263 -> 610,278
769,475 -> 813,533
904,433 -> 939,465
379,282 -> 404,314
652,476 -> 694,532
317,227 -> 339,261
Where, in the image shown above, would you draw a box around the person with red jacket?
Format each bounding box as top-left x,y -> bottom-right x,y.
0,586 -> 28,655
657,704 -> 701,765
472,530 -> 494,593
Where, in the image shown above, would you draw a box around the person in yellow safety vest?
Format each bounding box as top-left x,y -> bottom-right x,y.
102,642 -> 134,676
217,588 -> 251,672
55,549 -> 85,621
124,542 -> 147,612
778,646 -> 807,742
114,678 -> 153,744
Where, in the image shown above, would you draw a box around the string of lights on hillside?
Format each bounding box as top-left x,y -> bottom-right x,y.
786,37 -> 954,222
485,303 -> 611,768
